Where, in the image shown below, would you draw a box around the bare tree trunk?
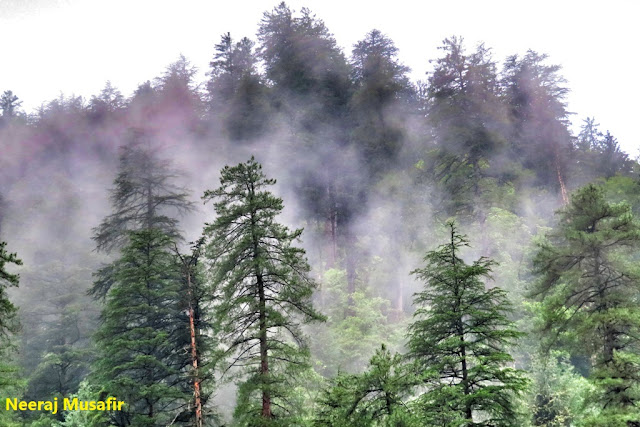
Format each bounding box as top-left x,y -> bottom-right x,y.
322,184 -> 338,269
186,270 -> 203,427
344,225 -> 357,315
175,243 -> 204,427
554,149 -> 568,205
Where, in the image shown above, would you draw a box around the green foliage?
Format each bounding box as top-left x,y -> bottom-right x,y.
0,241 -> 22,403
258,2 -> 351,105
528,351 -> 596,426
0,241 -> 21,340
56,381 -> 110,427
575,118 -> 634,182
314,344 -> 416,426
501,50 -> 573,190
349,29 -> 412,177
203,157 -> 325,425
425,37 -> 511,218
207,33 -> 269,141
91,229 -> 189,426
531,184 -> 640,423
407,221 -> 528,426
91,132 -> 194,255
601,175 -> 640,217
310,269 -> 403,376
15,261 -> 96,406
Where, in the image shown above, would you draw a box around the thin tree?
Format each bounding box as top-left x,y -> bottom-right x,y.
174,238 -> 217,427
203,157 -> 325,425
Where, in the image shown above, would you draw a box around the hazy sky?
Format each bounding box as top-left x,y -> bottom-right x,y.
1,0 -> 638,156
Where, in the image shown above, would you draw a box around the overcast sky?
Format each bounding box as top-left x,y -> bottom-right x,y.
1,0 -> 638,156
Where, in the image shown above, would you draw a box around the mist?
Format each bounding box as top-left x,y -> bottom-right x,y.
1,2 -> 639,425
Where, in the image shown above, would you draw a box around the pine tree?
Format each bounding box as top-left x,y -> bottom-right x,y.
173,238 -> 218,427
531,184 -> 640,425
92,130 -> 193,253
91,131 -> 193,298
203,157 -> 325,425
314,344 -> 416,426
0,241 -> 20,339
15,258 -> 97,411
350,29 -> 412,178
575,119 -> 633,181
501,50 -> 572,200
152,55 -> 203,132
0,90 -> 22,118
207,33 -> 269,141
425,36 -> 509,218
88,81 -> 125,122
92,229 -> 189,427
257,3 -> 357,278
258,2 -> 351,109
407,221 -> 527,426
0,241 -> 23,425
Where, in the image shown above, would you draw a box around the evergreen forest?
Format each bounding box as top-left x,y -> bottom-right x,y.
1,3 -> 639,426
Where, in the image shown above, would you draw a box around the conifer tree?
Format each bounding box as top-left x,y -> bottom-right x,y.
174,238 -> 218,427
207,33 -> 268,141
0,241 -> 20,340
0,241 -> 22,426
350,29 -> 412,178
407,221 -> 527,426
0,90 -> 22,119
425,36 -> 509,218
92,130 -> 193,254
531,184 -> 640,425
92,229 -> 189,427
314,344 -> 416,426
501,50 -> 572,200
203,157 -> 325,425
257,3 -> 357,278
91,131 -> 193,298
575,118 -> 633,181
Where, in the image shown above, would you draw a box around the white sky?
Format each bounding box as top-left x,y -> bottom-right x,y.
1,0 -> 638,156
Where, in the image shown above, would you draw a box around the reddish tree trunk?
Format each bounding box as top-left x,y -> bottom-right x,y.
187,269 -> 203,427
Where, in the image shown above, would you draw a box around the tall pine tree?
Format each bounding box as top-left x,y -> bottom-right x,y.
203,157 -> 325,425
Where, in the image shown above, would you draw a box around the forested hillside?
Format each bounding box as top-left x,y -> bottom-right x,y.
1,3 -> 639,426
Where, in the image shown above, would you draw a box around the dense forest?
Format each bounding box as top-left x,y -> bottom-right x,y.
1,3 -> 639,426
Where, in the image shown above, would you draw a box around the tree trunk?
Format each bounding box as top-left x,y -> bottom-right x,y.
344,226 -> 357,315
186,268 -> 203,427
554,148 -> 568,205
460,335 -> 472,421
451,225 -> 472,422
258,273 -> 271,418
250,181 -> 271,419
324,184 -> 337,268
